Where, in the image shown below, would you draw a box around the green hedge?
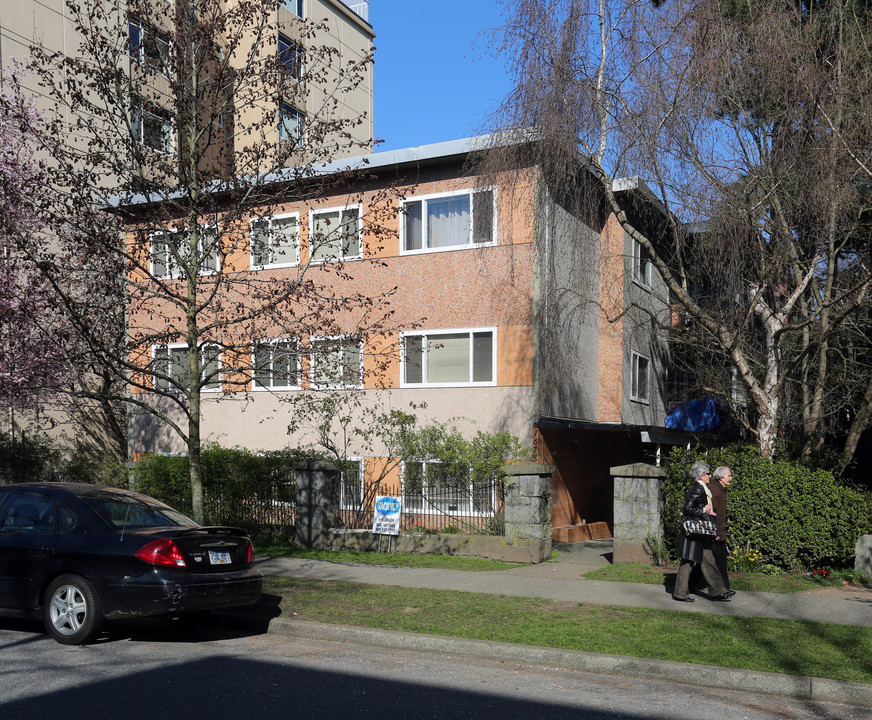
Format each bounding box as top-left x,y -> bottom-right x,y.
663,445 -> 869,571
133,445 -> 314,531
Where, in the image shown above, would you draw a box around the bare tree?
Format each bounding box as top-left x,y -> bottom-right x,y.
2,0 -> 399,520
483,0 -> 872,460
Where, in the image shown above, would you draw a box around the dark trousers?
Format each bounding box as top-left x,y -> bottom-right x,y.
712,539 -> 730,589
674,548 -> 726,599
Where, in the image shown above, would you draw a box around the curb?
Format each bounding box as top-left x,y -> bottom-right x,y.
262,617 -> 872,709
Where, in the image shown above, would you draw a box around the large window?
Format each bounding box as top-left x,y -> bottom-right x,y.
153,344 -> 221,393
280,0 -> 303,17
402,461 -> 496,517
151,226 -> 219,279
250,214 -> 299,268
129,17 -> 171,77
310,336 -> 362,388
631,351 -> 650,403
278,102 -> 304,145
402,329 -> 495,387
278,34 -> 303,79
309,206 -> 361,262
132,100 -> 174,155
401,188 -> 495,253
253,339 -> 300,389
632,239 -> 652,288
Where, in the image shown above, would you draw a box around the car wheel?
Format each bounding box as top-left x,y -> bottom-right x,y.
42,574 -> 103,645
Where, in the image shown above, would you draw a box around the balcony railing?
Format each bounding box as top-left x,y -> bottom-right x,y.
343,1 -> 369,22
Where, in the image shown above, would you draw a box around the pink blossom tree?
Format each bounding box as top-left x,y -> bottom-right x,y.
0,90 -> 74,413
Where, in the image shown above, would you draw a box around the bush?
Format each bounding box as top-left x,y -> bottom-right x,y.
664,444 -> 869,572
133,444 -> 314,531
0,431 -> 124,485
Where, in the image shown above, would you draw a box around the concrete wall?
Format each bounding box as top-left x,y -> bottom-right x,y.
611,462 -> 664,564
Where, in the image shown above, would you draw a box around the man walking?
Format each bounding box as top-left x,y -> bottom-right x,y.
710,466 -> 735,598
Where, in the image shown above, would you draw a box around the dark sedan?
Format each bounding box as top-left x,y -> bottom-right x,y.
0,482 -> 262,644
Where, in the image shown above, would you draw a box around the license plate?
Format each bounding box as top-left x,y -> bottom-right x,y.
208,550 -> 231,565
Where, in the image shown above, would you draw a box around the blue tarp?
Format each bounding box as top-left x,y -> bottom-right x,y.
665,397 -> 721,432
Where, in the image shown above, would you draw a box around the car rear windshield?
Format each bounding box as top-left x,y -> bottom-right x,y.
86,497 -> 199,530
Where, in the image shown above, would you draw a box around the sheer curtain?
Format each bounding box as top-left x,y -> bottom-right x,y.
427,196 -> 469,248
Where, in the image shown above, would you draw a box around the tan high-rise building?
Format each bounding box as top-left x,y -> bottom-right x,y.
0,0 -> 375,456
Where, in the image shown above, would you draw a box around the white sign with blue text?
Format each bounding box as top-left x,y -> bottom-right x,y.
372,495 -> 401,536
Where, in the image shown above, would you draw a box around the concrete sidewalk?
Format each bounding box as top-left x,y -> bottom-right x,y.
253,544 -> 872,628
243,543 -> 872,710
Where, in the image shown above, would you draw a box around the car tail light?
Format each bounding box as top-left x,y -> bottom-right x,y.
246,540 -> 254,564
136,539 -> 187,567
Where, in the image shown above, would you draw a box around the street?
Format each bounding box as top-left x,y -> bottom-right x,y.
0,617 -> 868,720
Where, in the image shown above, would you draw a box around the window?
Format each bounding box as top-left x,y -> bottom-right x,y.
153,344 -> 221,393
278,34 -> 303,79
402,329 -> 495,386
129,17 -> 171,76
151,227 -> 219,279
340,459 -> 363,510
632,239 -> 652,287
250,214 -> 299,268
631,351 -> 650,403
0,492 -> 56,535
132,100 -> 174,155
402,461 -> 496,517
280,0 -> 303,16
278,102 -> 304,145
253,339 -> 300,389
310,206 -> 361,262
401,188 -> 495,253
310,336 -> 362,388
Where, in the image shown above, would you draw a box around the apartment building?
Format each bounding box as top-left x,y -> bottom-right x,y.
124,135 -> 674,536
0,0 -> 374,453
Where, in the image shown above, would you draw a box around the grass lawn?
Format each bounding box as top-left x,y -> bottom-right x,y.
255,546 -> 522,571
259,576 -> 872,685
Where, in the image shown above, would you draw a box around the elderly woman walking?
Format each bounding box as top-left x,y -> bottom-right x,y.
672,461 -> 731,603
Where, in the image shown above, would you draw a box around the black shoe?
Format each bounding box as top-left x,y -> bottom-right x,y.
723,590 -> 736,598
710,593 -> 732,602
673,596 -> 694,602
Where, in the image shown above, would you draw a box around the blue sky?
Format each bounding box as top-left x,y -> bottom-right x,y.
368,0 -> 513,152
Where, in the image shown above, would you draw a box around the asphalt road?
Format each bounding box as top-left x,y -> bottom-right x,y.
0,616 -> 869,720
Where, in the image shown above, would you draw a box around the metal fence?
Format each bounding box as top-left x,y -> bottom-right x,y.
340,470 -> 505,536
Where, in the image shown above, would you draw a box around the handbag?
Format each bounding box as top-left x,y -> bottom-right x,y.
683,516 -> 716,536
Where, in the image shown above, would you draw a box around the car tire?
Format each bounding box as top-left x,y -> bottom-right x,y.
42,574 -> 103,645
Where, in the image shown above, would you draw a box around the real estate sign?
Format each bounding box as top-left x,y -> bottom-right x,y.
372,495 -> 401,536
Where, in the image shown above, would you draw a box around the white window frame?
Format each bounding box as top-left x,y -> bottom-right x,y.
252,338 -> 301,390
250,212 -> 299,269
401,461 -> 497,518
277,33 -> 303,79
278,102 -> 305,145
310,335 -> 363,389
401,328 -> 497,388
631,350 -> 651,404
128,17 -> 171,78
399,187 -> 496,255
280,0 -> 304,17
153,343 -> 221,394
632,238 -> 652,289
150,226 -> 220,280
339,458 -> 364,511
132,99 -> 174,155
308,204 -> 362,263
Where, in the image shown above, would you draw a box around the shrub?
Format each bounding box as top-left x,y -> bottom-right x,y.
664,444 -> 869,571
133,444 -> 313,529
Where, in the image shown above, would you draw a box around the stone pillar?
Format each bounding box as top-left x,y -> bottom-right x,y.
294,461 -> 340,549
611,463 -> 664,564
502,462 -> 554,563
856,535 -> 872,578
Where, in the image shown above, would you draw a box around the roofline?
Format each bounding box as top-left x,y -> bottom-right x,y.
106,131 -> 537,211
